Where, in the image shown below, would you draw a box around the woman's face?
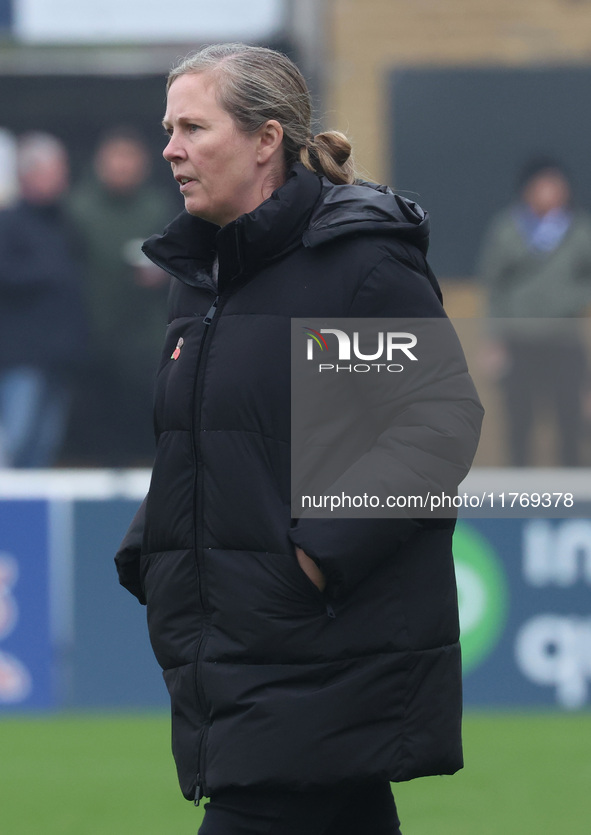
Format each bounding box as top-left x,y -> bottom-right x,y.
162,72 -> 276,227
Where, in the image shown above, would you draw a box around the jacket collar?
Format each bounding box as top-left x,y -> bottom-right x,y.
142,162 -> 432,291
142,164 -> 323,291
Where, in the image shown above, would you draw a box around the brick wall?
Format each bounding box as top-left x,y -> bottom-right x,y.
325,2 -> 591,463
327,0 -> 591,182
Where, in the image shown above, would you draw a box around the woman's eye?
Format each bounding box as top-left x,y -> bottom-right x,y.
188,124 -> 201,133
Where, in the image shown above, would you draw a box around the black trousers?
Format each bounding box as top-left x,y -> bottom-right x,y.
198,781 -> 402,835
501,335 -> 587,466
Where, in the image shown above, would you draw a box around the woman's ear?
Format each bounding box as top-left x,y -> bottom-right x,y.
257,119 -> 284,164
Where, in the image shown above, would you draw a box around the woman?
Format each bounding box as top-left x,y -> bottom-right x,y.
115,44 -> 482,834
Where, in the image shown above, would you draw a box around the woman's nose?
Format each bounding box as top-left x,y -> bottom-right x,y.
163,134 -> 185,162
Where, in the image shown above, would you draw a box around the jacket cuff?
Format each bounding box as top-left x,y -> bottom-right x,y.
114,556 -> 147,605
114,497 -> 148,605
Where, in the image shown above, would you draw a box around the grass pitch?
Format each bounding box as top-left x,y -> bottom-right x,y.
0,711 -> 589,834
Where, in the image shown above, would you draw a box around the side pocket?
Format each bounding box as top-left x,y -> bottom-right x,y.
288,548 -> 336,619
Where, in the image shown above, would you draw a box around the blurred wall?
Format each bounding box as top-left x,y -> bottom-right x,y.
323,2 -> 591,471
388,65 -> 591,277
326,0 -> 591,184
0,74 -> 182,196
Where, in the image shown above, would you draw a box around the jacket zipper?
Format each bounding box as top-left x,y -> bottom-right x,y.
190,294 -> 218,610
190,287 -> 333,800
203,297 -> 218,324
191,293 -> 226,805
315,585 -> 337,619
192,633 -> 208,806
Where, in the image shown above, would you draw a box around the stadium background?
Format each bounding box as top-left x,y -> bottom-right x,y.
1,2 -> 591,832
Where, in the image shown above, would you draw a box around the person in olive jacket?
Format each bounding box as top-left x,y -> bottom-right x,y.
116,44 -> 483,835
67,128 -> 176,464
478,159 -> 591,466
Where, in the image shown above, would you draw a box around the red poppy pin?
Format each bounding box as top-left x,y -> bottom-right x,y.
171,337 -> 184,360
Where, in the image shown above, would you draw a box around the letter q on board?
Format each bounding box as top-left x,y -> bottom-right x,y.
515,615 -> 591,710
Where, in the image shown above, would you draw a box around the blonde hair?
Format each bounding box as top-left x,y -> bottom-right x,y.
167,43 -> 356,185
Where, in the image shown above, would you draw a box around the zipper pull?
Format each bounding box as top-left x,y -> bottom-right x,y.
194,777 -> 203,807
203,296 -> 219,325
326,601 -> 336,619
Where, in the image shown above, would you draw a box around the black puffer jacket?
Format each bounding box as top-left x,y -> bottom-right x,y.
116,164 -> 483,802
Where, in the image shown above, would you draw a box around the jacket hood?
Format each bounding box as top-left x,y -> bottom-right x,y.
142,163 -> 430,288
304,177 -> 430,254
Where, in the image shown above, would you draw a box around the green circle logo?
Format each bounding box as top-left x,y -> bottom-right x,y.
453,523 -> 508,673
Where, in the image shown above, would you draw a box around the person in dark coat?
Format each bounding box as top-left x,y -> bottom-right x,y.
0,132 -> 86,467
66,128 -> 176,465
115,44 -> 483,834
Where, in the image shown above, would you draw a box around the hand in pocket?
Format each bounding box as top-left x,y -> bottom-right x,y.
295,547 -> 326,592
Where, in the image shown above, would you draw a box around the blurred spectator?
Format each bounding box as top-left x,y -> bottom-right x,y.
0,128 -> 18,208
66,127 -> 176,466
478,158 -> 591,466
0,133 -> 87,468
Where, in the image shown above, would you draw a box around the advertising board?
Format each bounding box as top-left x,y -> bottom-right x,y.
0,500 -> 53,709
459,518 -> 591,709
